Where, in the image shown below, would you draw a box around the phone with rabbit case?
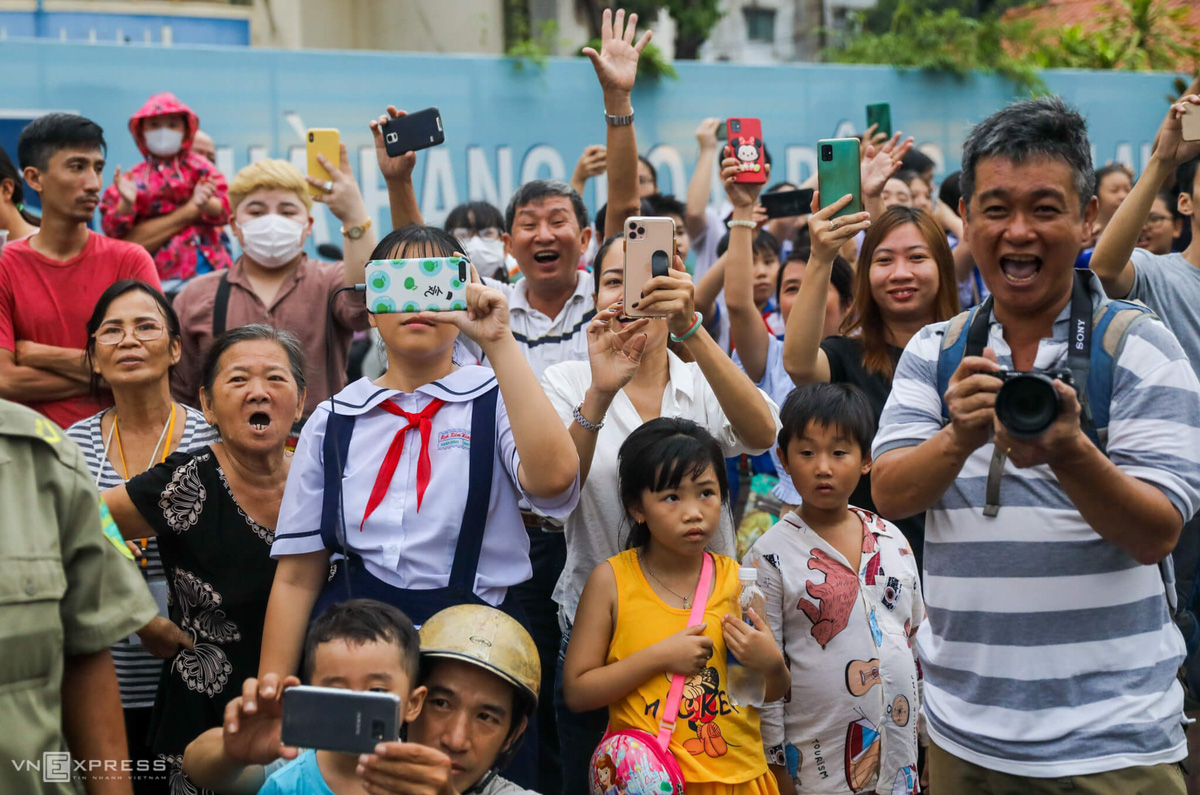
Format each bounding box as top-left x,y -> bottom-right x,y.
623,217 -> 675,319
365,256 -> 469,313
727,118 -> 766,184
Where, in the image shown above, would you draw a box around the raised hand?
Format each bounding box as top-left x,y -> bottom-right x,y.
861,132 -> 915,199
582,8 -> 653,96
222,674 -> 302,766
696,118 -> 721,152
370,105 -> 417,183
1151,94 -> 1200,168
587,302 -> 650,396
721,154 -> 770,210
307,142 -> 369,224
807,191 -> 871,263
113,166 -> 138,212
420,263 -> 512,349
635,252 -> 696,338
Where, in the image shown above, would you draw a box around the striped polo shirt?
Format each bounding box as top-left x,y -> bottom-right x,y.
873,273 -> 1200,777
481,270 -> 595,379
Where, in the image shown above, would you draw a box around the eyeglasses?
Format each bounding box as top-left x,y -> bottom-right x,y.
450,227 -> 502,242
1146,214 -> 1173,226
94,322 -> 166,345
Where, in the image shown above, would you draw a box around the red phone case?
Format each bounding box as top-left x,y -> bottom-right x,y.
727,118 -> 766,184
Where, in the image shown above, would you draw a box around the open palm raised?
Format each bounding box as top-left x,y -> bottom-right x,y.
582,8 -> 653,95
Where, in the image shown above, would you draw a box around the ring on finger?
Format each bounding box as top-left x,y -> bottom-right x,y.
323,180 -> 334,193
828,219 -> 841,232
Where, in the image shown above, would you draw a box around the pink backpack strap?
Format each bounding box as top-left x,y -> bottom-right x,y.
655,552 -> 714,751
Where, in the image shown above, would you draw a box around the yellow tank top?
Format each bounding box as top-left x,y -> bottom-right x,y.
606,549 -> 769,785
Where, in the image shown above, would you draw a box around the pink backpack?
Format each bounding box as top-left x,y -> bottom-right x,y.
588,553 -> 714,795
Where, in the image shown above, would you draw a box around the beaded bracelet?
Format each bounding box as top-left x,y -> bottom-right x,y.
727,219 -> 757,229
669,311 -> 705,343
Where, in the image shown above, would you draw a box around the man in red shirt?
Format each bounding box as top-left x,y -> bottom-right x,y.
0,113 -> 160,428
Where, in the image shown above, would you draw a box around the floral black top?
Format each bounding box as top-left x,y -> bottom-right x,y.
125,446 -> 276,792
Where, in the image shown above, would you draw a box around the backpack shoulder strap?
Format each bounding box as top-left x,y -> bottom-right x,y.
446,383 -> 500,592
1085,299 -> 1157,452
938,300 -> 990,424
320,408 -> 356,552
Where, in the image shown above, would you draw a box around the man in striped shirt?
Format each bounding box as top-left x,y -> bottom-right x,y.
872,96 -> 1200,792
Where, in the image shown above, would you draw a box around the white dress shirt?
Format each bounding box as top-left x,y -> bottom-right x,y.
272,369 -> 580,606
540,350 -> 781,624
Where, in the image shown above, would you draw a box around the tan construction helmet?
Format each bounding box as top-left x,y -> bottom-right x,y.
419,604 -> 540,708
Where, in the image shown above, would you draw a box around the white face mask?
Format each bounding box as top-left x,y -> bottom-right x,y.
144,127 -> 184,158
463,237 -> 506,279
238,214 -> 306,269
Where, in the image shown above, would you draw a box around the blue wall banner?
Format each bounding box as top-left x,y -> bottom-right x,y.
0,39 -> 1186,249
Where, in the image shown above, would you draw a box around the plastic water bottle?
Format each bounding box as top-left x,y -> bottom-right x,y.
727,566 -> 767,707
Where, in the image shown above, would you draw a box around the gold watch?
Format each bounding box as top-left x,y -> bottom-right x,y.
341,218 -> 372,240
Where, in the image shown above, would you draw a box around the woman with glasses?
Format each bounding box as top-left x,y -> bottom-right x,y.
1137,190 -> 1184,256
66,279 -> 217,793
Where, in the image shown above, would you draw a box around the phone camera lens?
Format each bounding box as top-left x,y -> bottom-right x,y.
821,145 -> 833,161
732,120 -> 741,132
629,221 -> 637,229
637,227 -> 645,236
308,133 -> 314,143
372,721 -> 386,740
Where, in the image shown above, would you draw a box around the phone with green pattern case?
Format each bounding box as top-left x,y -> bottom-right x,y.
365,256 -> 470,313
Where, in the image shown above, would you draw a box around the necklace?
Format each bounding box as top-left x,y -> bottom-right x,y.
639,551 -> 701,609
106,402 -> 176,480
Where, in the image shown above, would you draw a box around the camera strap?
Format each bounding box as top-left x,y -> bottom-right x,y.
1068,270 -> 1095,431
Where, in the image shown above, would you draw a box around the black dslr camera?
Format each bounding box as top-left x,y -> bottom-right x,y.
993,369 -> 1074,438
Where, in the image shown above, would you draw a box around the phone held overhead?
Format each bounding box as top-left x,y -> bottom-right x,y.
382,108 -> 445,157
306,129 -> 339,197
727,118 -> 767,185
817,138 -> 863,219
366,256 -> 470,313
624,216 -> 675,319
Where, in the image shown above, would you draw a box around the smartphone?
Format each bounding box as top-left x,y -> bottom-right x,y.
715,119 -> 727,142
382,108 -> 445,157
866,103 -> 892,139
1183,104 -> 1200,142
817,138 -> 863,219
624,216 -> 675,319
761,188 -> 815,219
306,129 -> 339,197
366,256 -> 469,313
727,118 -> 767,184
281,686 -> 402,755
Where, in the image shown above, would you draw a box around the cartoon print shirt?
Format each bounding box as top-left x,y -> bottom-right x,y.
605,550 -> 771,786
744,509 -> 924,795
99,92 -> 232,283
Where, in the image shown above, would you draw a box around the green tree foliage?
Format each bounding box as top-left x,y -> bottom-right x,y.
1024,0 -> 1199,71
824,2 -> 1045,92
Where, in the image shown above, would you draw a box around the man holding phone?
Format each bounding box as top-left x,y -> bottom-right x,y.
181,602 -> 540,795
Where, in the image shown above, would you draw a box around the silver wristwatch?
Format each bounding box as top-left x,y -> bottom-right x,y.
573,402 -> 605,432
604,109 -> 635,127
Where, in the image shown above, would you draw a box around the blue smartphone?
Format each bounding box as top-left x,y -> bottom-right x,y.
365,256 -> 469,313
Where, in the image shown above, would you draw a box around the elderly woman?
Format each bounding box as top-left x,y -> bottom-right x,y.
102,323 -> 305,790
66,280 -> 218,784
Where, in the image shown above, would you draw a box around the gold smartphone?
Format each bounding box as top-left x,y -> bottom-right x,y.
623,216 -> 676,318
306,128 -> 340,196
1182,104 -> 1200,143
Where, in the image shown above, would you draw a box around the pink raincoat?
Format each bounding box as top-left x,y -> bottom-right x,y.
100,92 -> 232,283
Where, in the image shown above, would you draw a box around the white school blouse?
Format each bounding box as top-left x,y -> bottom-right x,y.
272,369 -> 581,606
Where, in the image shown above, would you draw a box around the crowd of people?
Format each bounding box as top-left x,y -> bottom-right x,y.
3,8 -> 1200,795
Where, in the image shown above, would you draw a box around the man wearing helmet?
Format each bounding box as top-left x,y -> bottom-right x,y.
181,602 -> 541,795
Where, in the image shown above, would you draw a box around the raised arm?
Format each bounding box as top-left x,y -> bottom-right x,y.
306,143 -> 377,289
693,251 -> 726,318
639,254 -> 779,451
583,8 -> 652,240
371,106 -> 423,230
570,145 -> 607,198
258,551 -> 329,679
860,133 -> 912,223
781,194 -> 869,385
1091,94 -> 1200,298
720,155 -> 771,382
685,119 -> 721,240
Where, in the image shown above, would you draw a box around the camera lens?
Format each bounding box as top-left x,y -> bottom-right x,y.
637,227 -> 645,236
372,720 -> 386,740
308,133 -> 314,143
995,374 -> 1060,438
629,221 -> 637,229
732,120 -> 741,132
821,145 -> 833,161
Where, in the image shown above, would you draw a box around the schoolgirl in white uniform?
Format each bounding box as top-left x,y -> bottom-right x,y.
259,225 -> 581,683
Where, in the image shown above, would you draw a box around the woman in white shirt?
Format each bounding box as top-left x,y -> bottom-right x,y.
540,235 -> 781,786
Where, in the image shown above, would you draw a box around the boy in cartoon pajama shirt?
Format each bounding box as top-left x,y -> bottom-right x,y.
744,384 -> 923,795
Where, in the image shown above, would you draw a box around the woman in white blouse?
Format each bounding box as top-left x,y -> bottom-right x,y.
540,236 -> 781,783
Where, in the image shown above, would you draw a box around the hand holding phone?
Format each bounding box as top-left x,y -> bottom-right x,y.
727,118 -> 767,184
761,188 -> 815,219
624,217 -> 676,318
382,108 -> 444,157
281,685 -> 402,755
306,129 -> 339,197
817,139 -> 863,219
